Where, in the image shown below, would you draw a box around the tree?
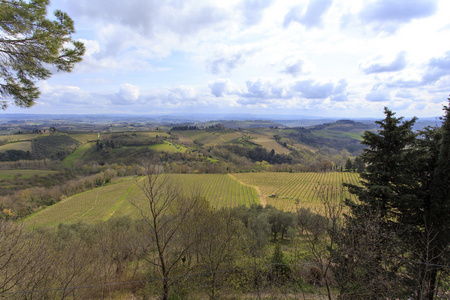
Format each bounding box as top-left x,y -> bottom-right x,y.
0,0 -> 85,109
408,100 -> 450,299
344,103 -> 450,299
344,157 -> 352,171
196,208 -> 242,299
266,206 -> 294,240
270,243 -> 290,284
347,107 -> 418,220
331,209 -> 404,299
353,156 -> 365,172
130,165 -> 208,300
303,184 -> 345,300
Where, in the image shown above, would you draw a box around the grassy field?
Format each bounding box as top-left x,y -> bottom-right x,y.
139,131 -> 170,138
0,169 -> 57,180
0,141 -> 32,152
0,133 -> 43,143
69,133 -> 99,143
182,130 -> 245,146
23,172 -> 360,228
173,132 -> 194,146
232,172 -> 360,212
149,141 -> 187,153
251,135 -> 291,154
24,174 -> 259,228
63,142 -> 95,167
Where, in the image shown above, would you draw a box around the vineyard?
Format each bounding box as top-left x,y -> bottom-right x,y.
181,130 -> 244,146
232,172 -> 360,212
24,174 -> 259,228
24,172 -> 360,228
251,135 -> 291,154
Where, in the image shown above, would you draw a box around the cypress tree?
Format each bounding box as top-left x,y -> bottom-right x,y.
342,104 -> 450,298
347,107 -> 417,221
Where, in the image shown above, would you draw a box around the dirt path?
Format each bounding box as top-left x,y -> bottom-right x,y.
227,174 -> 267,207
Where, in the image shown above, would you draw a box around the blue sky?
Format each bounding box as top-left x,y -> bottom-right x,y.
5,0 -> 450,118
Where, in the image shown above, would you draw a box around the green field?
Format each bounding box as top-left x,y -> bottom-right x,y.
0,133 -> 43,143
69,133 -> 99,143
63,142 -> 95,167
232,172 -> 360,212
148,141 -> 187,152
0,141 -> 32,152
23,172 -> 360,228
0,169 -> 57,180
24,174 -> 259,228
182,130 -> 244,146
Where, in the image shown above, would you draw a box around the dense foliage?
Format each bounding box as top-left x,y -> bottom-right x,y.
32,134 -> 80,160
342,104 -> 450,299
0,0 -> 85,109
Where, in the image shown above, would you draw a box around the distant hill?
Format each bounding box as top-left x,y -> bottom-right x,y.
32,134 -> 80,160
282,120 -> 376,155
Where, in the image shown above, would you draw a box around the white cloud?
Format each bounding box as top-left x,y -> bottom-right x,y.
208,53 -> 246,74
281,60 -> 304,77
240,0 -> 273,26
113,84 -> 140,105
283,0 -> 333,29
292,79 -> 334,99
359,0 -> 438,33
360,51 -> 407,74
365,83 -> 391,102
209,79 -> 241,97
422,51 -> 450,84
11,0 -> 447,118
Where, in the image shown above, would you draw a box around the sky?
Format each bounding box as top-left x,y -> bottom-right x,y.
5,0 -> 450,118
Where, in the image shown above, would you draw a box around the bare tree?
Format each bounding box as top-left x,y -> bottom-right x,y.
130,165 -> 207,300
196,208 -> 242,299
409,221 -> 448,300
301,184 -> 344,300
331,208 -> 404,299
0,220 -> 52,297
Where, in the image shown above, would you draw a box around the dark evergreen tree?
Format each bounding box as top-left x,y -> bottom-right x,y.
345,158 -> 352,171
353,156 -> 365,173
341,103 -> 450,299
347,107 -> 417,220
271,243 -> 291,283
410,101 -> 450,300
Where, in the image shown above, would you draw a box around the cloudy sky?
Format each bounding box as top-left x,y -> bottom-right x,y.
6,0 -> 450,118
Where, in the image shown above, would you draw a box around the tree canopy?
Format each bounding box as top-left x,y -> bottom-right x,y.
0,0 -> 85,109
343,102 -> 450,299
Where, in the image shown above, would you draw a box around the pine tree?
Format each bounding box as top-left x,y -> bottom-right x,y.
342,103 -> 450,299
271,243 -> 290,283
345,157 -> 352,171
417,100 -> 450,300
0,0 -> 85,109
347,107 -> 417,221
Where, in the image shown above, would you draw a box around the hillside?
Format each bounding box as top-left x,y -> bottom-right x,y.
24,171 -> 359,228
24,174 -> 259,228
0,119 -> 375,172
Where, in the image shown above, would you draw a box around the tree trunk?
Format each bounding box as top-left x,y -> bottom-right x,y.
426,267 -> 438,300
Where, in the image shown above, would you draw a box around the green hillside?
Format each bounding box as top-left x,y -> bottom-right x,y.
24,174 -> 259,228
32,134 -> 80,160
